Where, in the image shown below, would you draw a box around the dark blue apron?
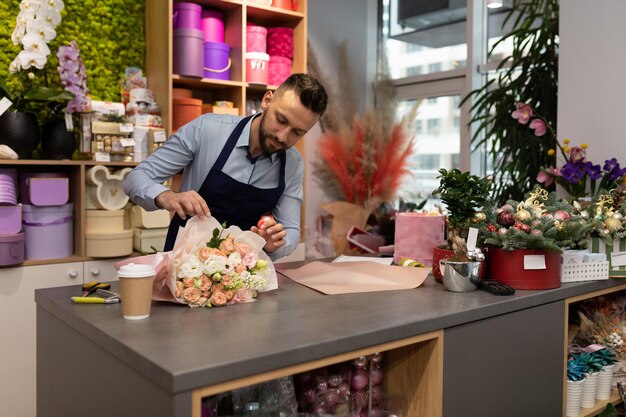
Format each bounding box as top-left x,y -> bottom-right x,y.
163,115 -> 286,251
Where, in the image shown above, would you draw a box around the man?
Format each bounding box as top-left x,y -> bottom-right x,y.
124,73 -> 328,260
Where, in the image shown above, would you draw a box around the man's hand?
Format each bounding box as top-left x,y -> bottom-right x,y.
155,190 -> 210,220
251,217 -> 286,253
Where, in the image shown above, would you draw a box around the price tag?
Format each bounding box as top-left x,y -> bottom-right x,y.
524,255 -> 546,270
120,138 -> 135,147
153,131 -> 167,143
611,251 -> 626,267
0,97 -> 13,117
119,123 -> 134,133
466,227 -> 479,251
94,152 -> 110,162
64,112 -> 74,131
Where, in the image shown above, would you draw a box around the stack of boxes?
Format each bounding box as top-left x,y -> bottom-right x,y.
130,205 -> 170,253
0,169 -> 24,266
84,166 -> 134,258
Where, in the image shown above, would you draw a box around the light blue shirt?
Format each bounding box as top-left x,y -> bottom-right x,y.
123,113 -> 304,260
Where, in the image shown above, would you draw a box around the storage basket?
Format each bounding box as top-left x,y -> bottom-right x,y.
204,41 -> 231,80
561,261 -> 610,283
129,205 -> 170,229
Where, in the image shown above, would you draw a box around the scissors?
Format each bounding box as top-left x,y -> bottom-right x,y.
71,288 -> 120,304
81,281 -> 111,297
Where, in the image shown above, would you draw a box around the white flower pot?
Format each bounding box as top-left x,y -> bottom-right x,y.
596,364 -> 616,401
566,379 -> 586,417
581,372 -> 599,408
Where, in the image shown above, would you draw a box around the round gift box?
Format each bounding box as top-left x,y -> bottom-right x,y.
173,28 -> 204,78
268,55 -> 292,86
246,24 -> 268,53
488,247 -> 561,290
204,41 -> 231,80
173,2 -> 202,30
202,9 -> 224,43
246,52 -> 269,85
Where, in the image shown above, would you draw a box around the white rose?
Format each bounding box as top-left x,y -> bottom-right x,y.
228,252 -> 242,266
203,254 -> 226,275
177,255 -> 203,279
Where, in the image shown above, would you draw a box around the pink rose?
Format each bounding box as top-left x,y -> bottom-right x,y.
224,290 -> 234,301
536,170 -> 554,187
235,242 -> 250,257
219,238 -> 236,255
242,252 -> 259,269
511,103 -> 532,124
209,291 -> 228,306
235,264 -> 246,274
221,276 -> 233,288
200,276 -> 212,291
232,288 -> 255,304
529,119 -> 546,136
182,287 -> 201,304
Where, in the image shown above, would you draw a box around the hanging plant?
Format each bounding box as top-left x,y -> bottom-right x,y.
462,0 -> 559,205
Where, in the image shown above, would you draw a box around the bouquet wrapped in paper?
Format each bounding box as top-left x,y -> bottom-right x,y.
116,216 -> 278,308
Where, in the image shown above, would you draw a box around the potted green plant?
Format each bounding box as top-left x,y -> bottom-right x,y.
431,168 -> 490,283
462,0 -> 559,204
566,354 -> 586,417
477,188 -> 592,290
593,348 -> 619,401
579,351 -> 605,409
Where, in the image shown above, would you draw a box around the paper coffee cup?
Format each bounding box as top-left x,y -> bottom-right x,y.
117,263 -> 156,320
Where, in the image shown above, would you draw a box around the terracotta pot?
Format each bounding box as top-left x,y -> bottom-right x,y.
432,245 -> 454,283
0,111 -> 40,159
488,247 -> 561,290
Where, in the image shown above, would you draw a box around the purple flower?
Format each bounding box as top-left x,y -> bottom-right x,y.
561,162 -> 585,185
603,158 -> 626,181
56,40 -> 89,113
584,162 -> 602,180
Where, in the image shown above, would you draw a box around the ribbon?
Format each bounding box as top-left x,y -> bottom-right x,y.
23,216 -> 72,227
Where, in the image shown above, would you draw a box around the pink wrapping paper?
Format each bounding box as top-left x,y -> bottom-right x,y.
279,261 -> 430,295
393,213 -> 445,266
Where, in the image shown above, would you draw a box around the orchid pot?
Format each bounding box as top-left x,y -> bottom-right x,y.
0,111 -> 40,159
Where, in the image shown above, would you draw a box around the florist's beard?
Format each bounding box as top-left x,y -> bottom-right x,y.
259,116 -> 287,155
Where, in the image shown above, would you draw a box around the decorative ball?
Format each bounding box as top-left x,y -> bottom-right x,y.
604,217 -> 623,232
352,390 -> 369,410
542,213 -> 554,220
351,369 -> 369,391
316,378 -> 328,391
473,212 -> 486,223
498,227 -> 508,236
515,209 -> 531,221
531,229 -> 543,237
602,229 -> 611,236
353,356 -> 368,369
303,388 -> 317,404
502,204 -> 514,211
337,382 -> 350,397
497,211 -> 515,226
531,220 -> 542,228
371,352 -> 383,364
514,222 -> 531,233
554,210 -> 571,221
370,384 -> 384,405
580,211 -> 590,219
328,374 -> 343,388
613,212 -> 623,220
370,367 -> 384,385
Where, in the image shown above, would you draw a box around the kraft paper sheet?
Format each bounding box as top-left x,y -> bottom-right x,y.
279,261 -> 430,295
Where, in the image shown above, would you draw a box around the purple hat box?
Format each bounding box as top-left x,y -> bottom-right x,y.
173,2 -> 202,30
0,168 -> 18,205
22,203 -> 73,260
20,176 -> 69,206
0,205 -> 22,234
173,28 -> 205,78
204,41 -> 231,80
0,232 -> 24,266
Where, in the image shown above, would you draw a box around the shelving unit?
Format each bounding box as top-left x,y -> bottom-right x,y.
0,159 -> 138,266
564,285 -> 626,417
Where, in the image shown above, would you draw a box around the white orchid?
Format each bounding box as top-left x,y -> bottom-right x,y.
28,18 -> 57,43
16,50 -> 47,70
22,33 -> 51,56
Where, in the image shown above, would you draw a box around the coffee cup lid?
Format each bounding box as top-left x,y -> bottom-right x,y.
117,263 -> 156,278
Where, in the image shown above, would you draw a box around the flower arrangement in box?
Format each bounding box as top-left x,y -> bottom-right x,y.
513,102 -> 626,199
579,188 -> 626,243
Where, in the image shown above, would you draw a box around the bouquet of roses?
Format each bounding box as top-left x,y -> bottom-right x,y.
116,216 -> 278,308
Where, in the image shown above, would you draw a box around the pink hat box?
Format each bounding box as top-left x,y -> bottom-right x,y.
0,205 -> 22,234
0,168 -> 18,205
0,232 -> 24,266
246,52 -> 269,85
246,24 -> 267,53
19,173 -> 69,206
268,55 -> 292,86
202,9 -> 224,43
22,203 -> 73,260
267,27 -> 294,59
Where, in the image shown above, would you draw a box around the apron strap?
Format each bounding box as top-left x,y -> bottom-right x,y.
213,115 -> 254,171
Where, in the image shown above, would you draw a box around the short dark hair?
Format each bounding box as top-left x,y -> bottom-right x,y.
276,73 -> 328,116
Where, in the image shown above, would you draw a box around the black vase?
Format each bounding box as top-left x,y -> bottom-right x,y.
0,111 -> 40,159
41,119 -> 76,160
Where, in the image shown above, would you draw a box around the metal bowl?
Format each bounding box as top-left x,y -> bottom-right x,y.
439,260 -> 483,292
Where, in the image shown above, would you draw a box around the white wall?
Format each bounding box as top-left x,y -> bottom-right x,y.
305,0 -> 378,258
558,1 -> 626,164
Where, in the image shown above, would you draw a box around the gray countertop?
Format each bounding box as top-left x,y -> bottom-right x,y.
35,264 -> 626,395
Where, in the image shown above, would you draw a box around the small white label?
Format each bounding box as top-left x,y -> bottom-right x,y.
0,97 -> 13,117
153,131 -> 167,143
466,227 -> 479,251
611,251 -> 626,267
119,123 -> 134,133
524,255 -> 546,270
120,138 -> 135,147
94,152 -> 110,162
64,112 -> 74,131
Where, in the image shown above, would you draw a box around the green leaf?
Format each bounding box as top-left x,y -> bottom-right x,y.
0,78 -> 12,101
598,403 -> 617,417
23,86 -> 74,102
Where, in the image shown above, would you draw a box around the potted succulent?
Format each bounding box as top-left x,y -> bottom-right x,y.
566,354 -> 587,417
593,348 -> 619,401
431,168 -> 490,283
579,351 -> 605,409
477,188 -> 592,290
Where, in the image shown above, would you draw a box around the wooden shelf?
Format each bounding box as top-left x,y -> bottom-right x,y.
172,75 -> 244,89
20,256 -> 88,267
